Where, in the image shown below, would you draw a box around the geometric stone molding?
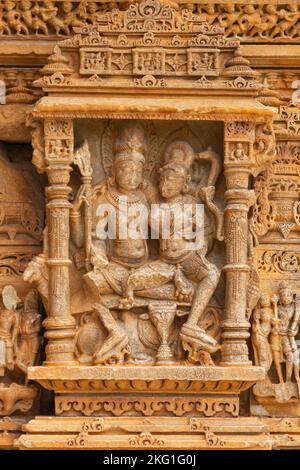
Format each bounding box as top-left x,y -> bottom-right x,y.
15,416 -> 300,450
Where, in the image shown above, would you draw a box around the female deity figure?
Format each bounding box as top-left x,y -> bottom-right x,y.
119,140 -> 222,364
252,294 -> 274,374
0,285 -> 20,372
252,293 -> 284,384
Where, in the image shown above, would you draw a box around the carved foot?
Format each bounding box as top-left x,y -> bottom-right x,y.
180,323 -> 220,365
181,342 -> 215,365
174,268 -> 193,302
119,296 -> 135,310
93,332 -> 131,366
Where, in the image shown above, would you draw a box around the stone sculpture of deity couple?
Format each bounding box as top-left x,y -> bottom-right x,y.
69,121 -> 224,366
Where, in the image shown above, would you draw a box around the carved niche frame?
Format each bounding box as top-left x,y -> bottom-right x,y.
26,0 -> 276,396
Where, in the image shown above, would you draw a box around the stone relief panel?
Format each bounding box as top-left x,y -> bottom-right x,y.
0,143 -> 45,291
2,0 -> 300,452
0,284 -> 42,416
0,142 -> 46,418
249,136 -> 300,412
73,119 -> 225,367
26,119 -> 225,367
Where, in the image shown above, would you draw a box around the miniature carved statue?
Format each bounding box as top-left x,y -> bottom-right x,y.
0,285 -> 41,374
252,284 -> 300,396
252,293 -> 283,383
252,293 -> 274,374
0,285 -> 20,372
277,283 -> 300,389
16,289 -> 41,372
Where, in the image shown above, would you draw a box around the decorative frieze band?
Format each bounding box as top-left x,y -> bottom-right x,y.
1,2 -> 300,42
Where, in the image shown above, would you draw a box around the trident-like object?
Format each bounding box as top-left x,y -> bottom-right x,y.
74,139 -> 93,271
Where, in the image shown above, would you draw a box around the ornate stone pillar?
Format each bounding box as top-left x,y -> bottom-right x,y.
221,121 -> 256,365
43,118 -> 76,364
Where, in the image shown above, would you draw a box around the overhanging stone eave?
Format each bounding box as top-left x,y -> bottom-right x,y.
28,365 -> 265,383
31,95 -> 276,122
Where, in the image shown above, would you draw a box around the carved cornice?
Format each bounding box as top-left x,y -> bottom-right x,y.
33,0 -> 261,96
27,364 -> 265,392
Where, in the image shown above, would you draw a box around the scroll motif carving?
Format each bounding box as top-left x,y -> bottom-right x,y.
257,251 -> 300,276
55,395 -> 239,418
0,0 -> 298,453
129,432 -> 164,447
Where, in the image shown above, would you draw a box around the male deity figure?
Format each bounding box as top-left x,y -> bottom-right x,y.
119,140 -> 221,364
16,289 -> 41,372
276,282 -> 300,389
0,285 -> 20,372
71,122 -> 151,364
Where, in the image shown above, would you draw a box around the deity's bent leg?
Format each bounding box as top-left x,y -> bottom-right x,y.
179,253 -> 220,363
93,303 -> 130,365
290,336 -> 300,393
120,262 -> 175,308
181,253 -> 220,328
120,261 -> 193,308
83,270 -> 114,300
83,263 -> 132,365
282,336 -> 293,382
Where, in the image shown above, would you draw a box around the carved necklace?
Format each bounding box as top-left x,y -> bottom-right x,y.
107,185 -> 144,208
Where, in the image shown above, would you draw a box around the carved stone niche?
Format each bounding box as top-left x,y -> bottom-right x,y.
0,142 -> 46,423
16,0 -> 278,449
249,107 -> 300,418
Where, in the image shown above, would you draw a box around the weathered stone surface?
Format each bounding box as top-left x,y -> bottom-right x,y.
0,0 -> 299,451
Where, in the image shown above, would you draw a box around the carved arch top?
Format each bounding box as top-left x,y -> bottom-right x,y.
33,0 -> 267,96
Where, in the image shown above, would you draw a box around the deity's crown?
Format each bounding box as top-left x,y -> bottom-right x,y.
114,122 -> 146,165
279,281 -> 292,292
163,140 -> 195,173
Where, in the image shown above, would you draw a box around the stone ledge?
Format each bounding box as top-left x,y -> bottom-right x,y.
28,365 -> 265,394
28,365 -> 265,382
14,416 -> 300,450
16,416 -> 300,450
